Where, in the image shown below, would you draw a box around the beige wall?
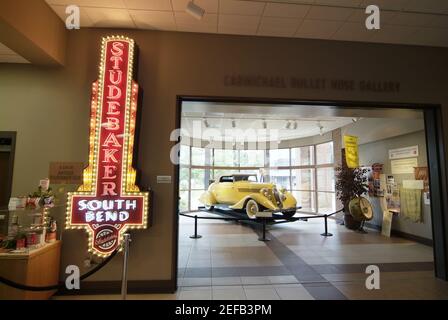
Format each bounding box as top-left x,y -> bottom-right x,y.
1,29 -> 448,284
359,130 -> 432,240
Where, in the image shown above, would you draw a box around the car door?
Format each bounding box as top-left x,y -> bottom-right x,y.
214,176 -> 235,204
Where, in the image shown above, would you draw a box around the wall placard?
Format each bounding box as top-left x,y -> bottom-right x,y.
49,162 -> 84,184
391,158 -> 418,174
389,145 -> 418,160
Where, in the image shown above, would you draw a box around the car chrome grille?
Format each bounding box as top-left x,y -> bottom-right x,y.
273,188 -> 283,208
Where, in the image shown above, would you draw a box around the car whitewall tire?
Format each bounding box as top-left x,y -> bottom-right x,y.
245,199 -> 259,219
204,204 -> 214,211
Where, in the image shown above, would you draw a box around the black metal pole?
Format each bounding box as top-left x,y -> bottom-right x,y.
320,214 -> 333,237
189,215 -> 202,239
258,218 -> 271,242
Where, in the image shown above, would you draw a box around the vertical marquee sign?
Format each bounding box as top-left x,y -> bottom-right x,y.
66,36 -> 149,257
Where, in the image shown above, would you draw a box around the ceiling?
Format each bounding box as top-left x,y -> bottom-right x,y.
181,101 -> 423,142
44,0 -> 448,47
0,43 -> 29,63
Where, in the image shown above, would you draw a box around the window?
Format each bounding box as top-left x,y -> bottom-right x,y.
269,149 -> 290,167
269,169 -> 290,189
191,147 -> 205,166
219,176 -> 233,183
240,150 -> 265,167
180,145 -> 190,165
178,141 -> 335,213
291,169 -> 314,190
291,146 -> 314,166
316,142 -> 334,165
214,149 -> 237,166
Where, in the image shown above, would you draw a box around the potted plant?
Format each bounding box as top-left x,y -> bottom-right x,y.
335,160 -> 369,230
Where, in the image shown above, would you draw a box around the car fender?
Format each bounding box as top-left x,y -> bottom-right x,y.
282,191 -> 297,209
230,193 -> 277,211
199,190 -> 217,206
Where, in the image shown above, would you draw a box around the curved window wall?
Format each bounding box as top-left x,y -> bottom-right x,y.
179,142 -> 336,214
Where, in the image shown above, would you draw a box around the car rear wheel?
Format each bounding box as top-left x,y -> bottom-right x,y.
245,199 -> 259,219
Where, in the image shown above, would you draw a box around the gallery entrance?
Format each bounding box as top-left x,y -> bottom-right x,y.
173,97 -> 447,300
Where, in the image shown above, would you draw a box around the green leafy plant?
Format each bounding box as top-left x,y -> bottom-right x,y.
335,162 -> 369,210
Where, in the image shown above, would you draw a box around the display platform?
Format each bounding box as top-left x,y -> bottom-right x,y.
197,205 -> 307,225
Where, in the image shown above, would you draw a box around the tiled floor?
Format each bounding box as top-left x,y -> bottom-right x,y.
54,213 -> 448,300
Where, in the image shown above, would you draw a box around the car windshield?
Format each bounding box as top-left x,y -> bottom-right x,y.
234,175 -> 257,182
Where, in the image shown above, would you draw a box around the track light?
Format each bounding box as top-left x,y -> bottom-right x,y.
285,121 -> 291,129
352,117 -> 361,123
317,121 -> 324,136
263,120 -> 267,129
231,119 -> 236,128
203,118 -> 210,128
186,1 -> 205,20
292,121 -> 298,130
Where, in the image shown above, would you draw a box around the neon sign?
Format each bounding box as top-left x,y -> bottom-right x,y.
66,36 -> 149,257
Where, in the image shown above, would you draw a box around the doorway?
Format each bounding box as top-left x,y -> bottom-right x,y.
173,97 -> 448,300
0,132 -> 16,208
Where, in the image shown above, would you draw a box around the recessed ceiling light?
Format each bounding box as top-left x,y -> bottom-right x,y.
186,1 -> 205,20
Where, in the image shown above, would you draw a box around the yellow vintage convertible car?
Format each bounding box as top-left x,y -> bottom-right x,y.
199,174 -> 297,219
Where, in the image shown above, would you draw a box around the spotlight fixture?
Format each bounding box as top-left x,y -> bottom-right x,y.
186,0 -> 205,20
285,121 -> 291,129
352,117 -> 361,123
317,121 -> 324,136
292,121 -> 298,130
203,118 -> 210,128
231,119 -> 236,128
262,120 -> 267,129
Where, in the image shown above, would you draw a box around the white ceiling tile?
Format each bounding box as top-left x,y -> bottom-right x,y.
45,0 -> 126,8
0,54 -> 29,63
332,21 -> 375,41
176,24 -> 217,33
358,0 -> 408,11
306,6 -> 355,21
295,19 -> 343,38
50,5 -> 94,27
175,12 -> 217,25
219,14 -> 260,27
123,0 -> 172,11
172,0 -> 219,13
130,10 -> 176,30
370,24 -> 419,45
263,3 -> 310,19
258,17 -> 301,37
403,0 -> 448,14
218,14 -> 261,35
219,0 -> 265,16
347,8 -> 396,24
314,0 -> 362,7
84,7 -> 135,28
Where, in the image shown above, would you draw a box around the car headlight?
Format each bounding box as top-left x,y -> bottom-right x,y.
281,194 -> 287,201
260,188 -> 269,197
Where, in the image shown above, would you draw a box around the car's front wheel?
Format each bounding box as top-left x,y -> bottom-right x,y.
204,204 -> 214,211
282,211 -> 296,219
245,199 -> 259,219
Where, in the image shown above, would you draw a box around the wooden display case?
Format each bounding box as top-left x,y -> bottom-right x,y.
0,240 -> 61,300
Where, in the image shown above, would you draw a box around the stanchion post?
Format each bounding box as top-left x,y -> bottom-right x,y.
190,215 -> 202,239
321,214 -> 333,237
121,233 -> 131,300
258,218 -> 271,242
